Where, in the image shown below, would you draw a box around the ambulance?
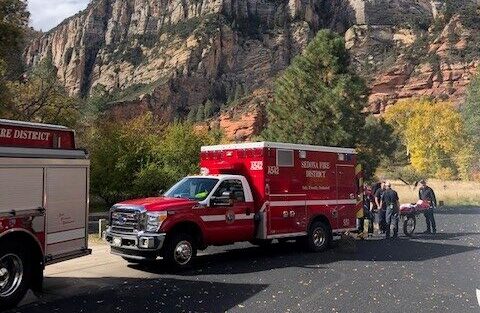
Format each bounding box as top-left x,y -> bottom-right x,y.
0,119 -> 90,309
106,142 -> 363,269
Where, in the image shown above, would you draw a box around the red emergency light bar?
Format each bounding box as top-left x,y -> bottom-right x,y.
0,119 -> 76,149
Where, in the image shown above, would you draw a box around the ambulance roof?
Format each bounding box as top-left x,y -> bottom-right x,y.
201,142 -> 356,155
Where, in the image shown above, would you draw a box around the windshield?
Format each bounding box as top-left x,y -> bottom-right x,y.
164,177 -> 219,201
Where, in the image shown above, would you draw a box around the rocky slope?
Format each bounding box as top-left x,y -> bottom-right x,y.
24,0 -> 480,139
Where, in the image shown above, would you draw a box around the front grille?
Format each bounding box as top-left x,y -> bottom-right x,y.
110,207 -> 145,233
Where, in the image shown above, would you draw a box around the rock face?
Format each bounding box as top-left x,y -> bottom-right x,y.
24,0 -> 480,139
363,15 -> 480,113
25,0 -> 358,115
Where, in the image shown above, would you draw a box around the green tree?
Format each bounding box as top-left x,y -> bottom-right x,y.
3,57 -> 80,126
159,122 -> 223,181
204,100 -> 214,118
85,113 -> 167,205
196,103 -> 205,121
461,70 -> 480,179
0,58 -> 12,116
0,0 -> 29,79
187,107 -> 196,122
84,117 -> 224,205
262,29 -> 394,179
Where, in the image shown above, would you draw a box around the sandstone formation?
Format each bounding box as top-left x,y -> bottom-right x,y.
24,0 -> 480,139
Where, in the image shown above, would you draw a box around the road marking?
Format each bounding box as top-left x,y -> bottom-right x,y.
477,289 -> 480,307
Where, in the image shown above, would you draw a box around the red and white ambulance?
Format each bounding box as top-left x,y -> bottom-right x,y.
0,119 -> 90,309
106,142 -> 363,269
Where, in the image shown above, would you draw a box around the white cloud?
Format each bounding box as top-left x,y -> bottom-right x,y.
28,0 -> 90,31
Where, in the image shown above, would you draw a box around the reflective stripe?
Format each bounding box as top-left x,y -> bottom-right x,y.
269,199 -> 356,207
201,215 -> 225,222
47,228 -> 85,245
201,214 -> 254,222
267,232 -> 307,239
333,228 -> 357,233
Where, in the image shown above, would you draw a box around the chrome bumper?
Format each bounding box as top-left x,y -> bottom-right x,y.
105,227 -> 166,260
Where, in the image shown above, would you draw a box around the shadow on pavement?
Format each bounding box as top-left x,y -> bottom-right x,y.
11,278 -> 268,313
131,233 -> 479,276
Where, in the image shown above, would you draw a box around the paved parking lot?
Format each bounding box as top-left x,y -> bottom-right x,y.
9,207 -> 480,313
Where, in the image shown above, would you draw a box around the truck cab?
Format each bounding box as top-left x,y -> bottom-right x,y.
106,174 -> 256,268
106,142 -> 363,270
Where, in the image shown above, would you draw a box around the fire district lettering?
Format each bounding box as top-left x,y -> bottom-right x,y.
302,161 -> 330,178
0,128 -> 50,141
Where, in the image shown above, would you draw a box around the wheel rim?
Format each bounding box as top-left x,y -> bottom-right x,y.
313,227 -> 326,247
0,254 -> 23,298
174,241 -> 193,265
406,218 -> 416,234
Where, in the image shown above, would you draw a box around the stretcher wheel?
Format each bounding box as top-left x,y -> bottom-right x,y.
403,216 -> 416,237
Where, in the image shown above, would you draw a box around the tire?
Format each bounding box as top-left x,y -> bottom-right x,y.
163,233 -> 197,271
249,239 -> 273,247
403,216 -> 416,237
305,221 -> 331,252
0,242 -> 32,311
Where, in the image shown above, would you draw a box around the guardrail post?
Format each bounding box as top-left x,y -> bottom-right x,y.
98,219 -> 108,238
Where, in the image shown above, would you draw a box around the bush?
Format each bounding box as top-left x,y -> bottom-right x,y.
84,115 -> 224,206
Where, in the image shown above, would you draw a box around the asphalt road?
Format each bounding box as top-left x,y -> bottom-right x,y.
9,206 -> 480,313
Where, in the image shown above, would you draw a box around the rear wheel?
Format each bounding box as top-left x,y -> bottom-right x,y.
163,233 -> 197,271
0,242 -> 32,311
305,221 -> 331,252
403,216 -> 416,237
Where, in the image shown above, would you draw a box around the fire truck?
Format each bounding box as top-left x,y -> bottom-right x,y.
106,142 -> 363,269
0,119 -> 90,309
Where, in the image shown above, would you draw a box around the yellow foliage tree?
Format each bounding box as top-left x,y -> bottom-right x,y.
384,98 -> 467,179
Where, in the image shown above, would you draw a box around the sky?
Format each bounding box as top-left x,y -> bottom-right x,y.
28,0 -> 90,31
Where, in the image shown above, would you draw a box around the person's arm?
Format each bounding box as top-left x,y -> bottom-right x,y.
430,188 -> 437,207
375,190 -> 381,208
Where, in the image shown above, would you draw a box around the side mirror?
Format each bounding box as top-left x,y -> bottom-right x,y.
222,191 -> 235,199
210,193 -> 234,207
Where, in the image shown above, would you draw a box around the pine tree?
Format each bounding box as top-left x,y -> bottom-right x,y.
196,103 -> 205,121
262,29 -> 394,179
234,83 -> 244,101
187,107 -> 196,122
204,100 -> 214,118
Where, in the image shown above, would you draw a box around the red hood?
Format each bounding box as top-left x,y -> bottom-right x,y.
117,197 -> 197,211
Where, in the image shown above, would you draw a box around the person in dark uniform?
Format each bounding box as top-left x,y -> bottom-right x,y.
419,179 -> 437,234
374,181 -> 387,233
381,182 -> 400,239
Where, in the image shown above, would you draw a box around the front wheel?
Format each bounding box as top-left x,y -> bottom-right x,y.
0,243 -> 32,311
305,221 -> 331,252
163,233 -> 197,271
403,215 -> 416,237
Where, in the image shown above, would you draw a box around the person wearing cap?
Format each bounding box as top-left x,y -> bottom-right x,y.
381,182 -> 400,239
419,179 -> 437,234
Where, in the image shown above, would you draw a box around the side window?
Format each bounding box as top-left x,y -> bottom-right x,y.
213,180 -> 245,202
277,149 -> 294,167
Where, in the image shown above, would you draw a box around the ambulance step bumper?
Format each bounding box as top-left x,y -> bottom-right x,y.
105,228 -> 166,260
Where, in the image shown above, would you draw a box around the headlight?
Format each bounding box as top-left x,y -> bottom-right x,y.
146,212 -> 168,232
